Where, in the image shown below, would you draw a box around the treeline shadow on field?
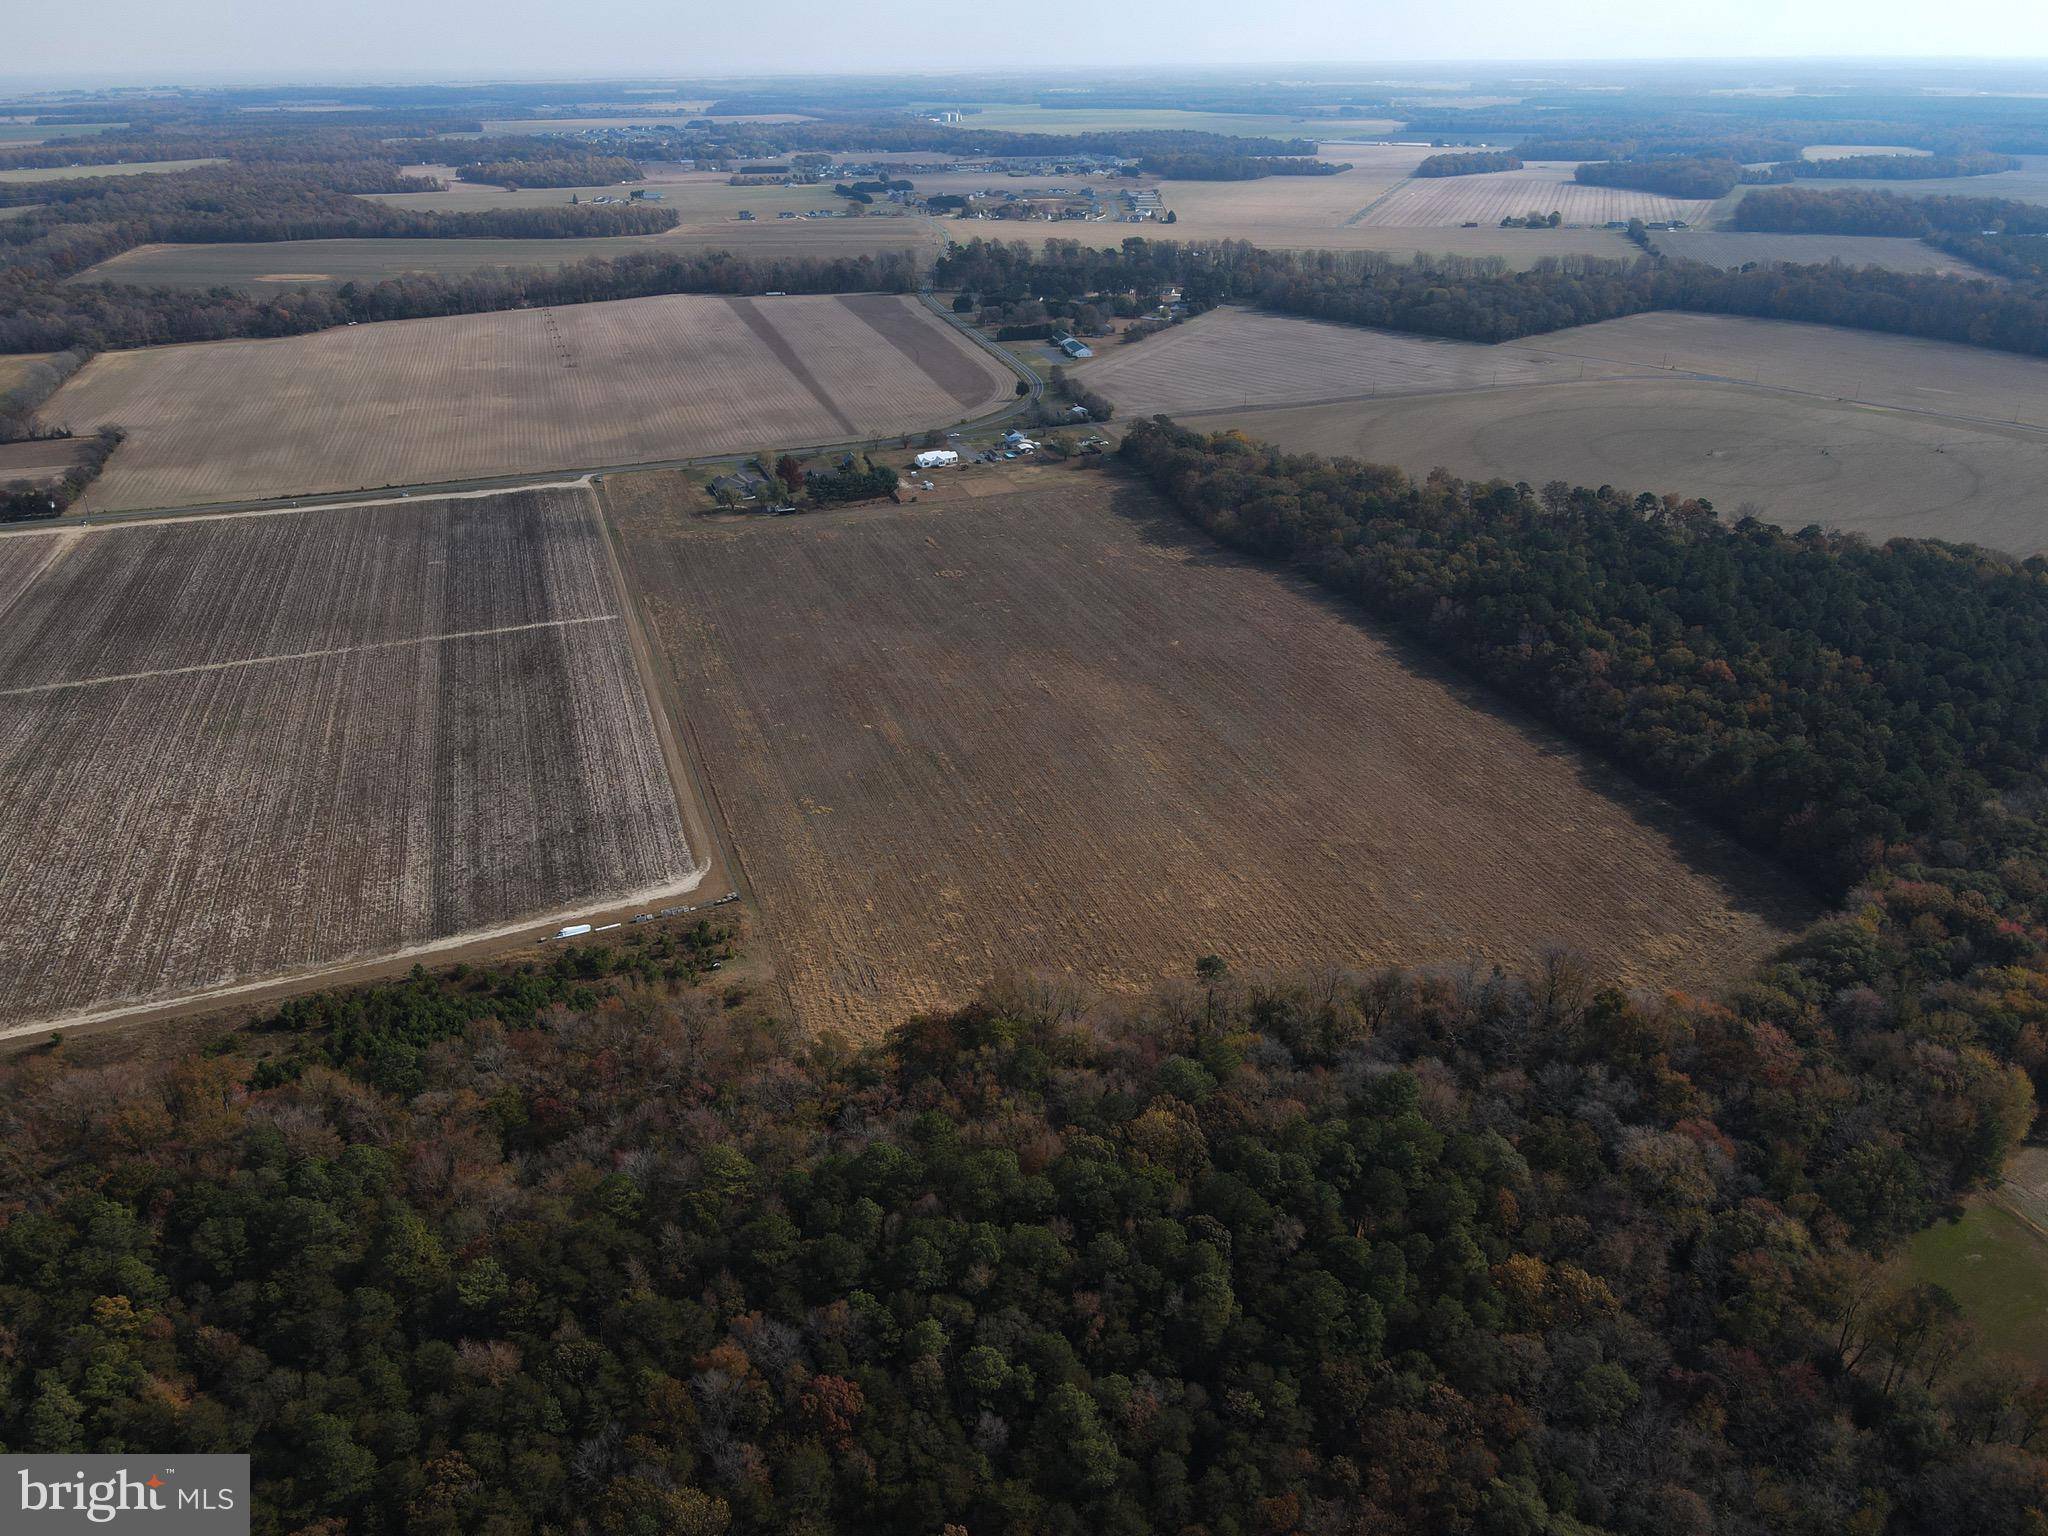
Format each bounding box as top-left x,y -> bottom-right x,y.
1100,483 -> 1821,939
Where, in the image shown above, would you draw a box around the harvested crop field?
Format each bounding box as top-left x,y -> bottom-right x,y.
47,292 -> 1010,510
0,486 -> 698,1031
1084,307 -> 2048,434
1115,309 -> 2048,555
1653,230 -> 1989,275
0,436 -> 91,485
1073,307 -> 1619,415
1190,381 -> 2048,557
1525,311 -> 2048,427
0,157 -> 224,183
609,470 -> 1811,1035
72,217 -> 940,291
1355,162 -> 1716,227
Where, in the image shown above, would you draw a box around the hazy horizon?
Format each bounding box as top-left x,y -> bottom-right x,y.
7,0 -> 2048,90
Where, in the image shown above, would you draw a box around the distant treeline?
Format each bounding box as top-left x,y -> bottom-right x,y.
1140,153 -> 1348,181
1575,149 -> 2020,204
1795,150 -> 2019,181
1514,134 -> 1806,164
934,235 -> 2048,358
1,249 -> 918,353
0,166 -> 678,272
697,79 -> 1394,115
0,123 -> 460,173
1416,89 -> 2048,156
1734,185 -> 2048,238
0,158 -> 685,348
1415,150 -> 1523,176
674,118 -> 1323,165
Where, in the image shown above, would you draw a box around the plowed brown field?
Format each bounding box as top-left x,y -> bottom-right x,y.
610,470 -> 1810,1036
47,293 -> 1011,511
0,486 -> 697,1031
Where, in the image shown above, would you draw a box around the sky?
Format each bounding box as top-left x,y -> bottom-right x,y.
6,0 -> 2048,84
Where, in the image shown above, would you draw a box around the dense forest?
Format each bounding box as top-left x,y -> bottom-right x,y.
0,123 -> 470,174
1415,151 -> 1523,177
455,155 -> 645,189
1732,186 -> 2048,238
10,436 -> 2048,1530
933,235 -> 2048,358
1579,149 -> 2021,205
0,939 -> 2038,1536
1793,151 -> 2020,181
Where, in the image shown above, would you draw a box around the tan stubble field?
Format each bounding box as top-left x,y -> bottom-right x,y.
609,469 -> 1813,1037
48,292 -> 1013,511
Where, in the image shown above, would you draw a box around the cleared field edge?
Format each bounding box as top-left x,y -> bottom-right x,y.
0,873 -> 707,1044
591,475 -> 732,918
0,485 -> 715,1035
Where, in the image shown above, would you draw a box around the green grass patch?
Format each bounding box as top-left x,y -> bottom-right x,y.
1900,1197 -> 2048,1367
